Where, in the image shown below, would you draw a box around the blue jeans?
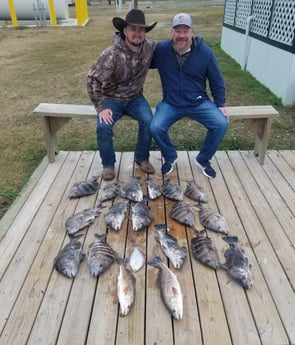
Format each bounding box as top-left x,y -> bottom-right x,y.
150,100 -> 229,163
96,95 -> 153,168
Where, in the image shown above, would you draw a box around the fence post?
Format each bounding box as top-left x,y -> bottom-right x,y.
7,0 -> 18,27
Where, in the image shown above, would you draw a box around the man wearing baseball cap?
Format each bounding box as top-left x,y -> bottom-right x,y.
86,10 -> 157,181
150,13 -> 229,178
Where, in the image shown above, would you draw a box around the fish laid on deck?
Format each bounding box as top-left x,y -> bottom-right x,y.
222,236 -> 253,289
170,201 -> 195,227
146,178 -> 162,200
162,179 -> 183,201
87,233 -> 117,277
155,224 -> 187,269
121,176 -> 143,202
184,180 -> 208,203
117,259 -> 136,316
191,229 -> 219,269
68,175 -> 99,198
128,244 -> 145,272
98,181 -> 121,202
53,234 -> 85,278
148,256 -> 183,320
198,204 -> 229,234
65,205 -> 104,235
104,199 -> 130,231
131,202 -> 153,231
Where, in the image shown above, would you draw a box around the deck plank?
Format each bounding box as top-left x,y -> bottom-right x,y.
0,150 -> 294,345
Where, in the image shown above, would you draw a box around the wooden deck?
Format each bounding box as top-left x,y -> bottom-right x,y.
0,150 -> 294,345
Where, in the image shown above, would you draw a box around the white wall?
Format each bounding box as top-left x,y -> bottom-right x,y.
221,26 -> 295,105
0,0 -> 69,20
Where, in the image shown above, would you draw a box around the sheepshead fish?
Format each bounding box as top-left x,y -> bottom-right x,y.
117,259 -> 136,316
87,233 -> 117,277
131,202 -> 153,231
184,180 -> 208,203
146,178 -> 162,200
121,176 -> 143,202
128,244 -> 145,272
191,229 -> 219,269
104,199 -> 129,231
198,204 -> 229,234
68,176 -> 99,198
53,234 -> 85,278
222,236 -> 253,289
98,181 -> 121,202
162,179 -> 183,201
65,205 -> 104,235
170,201 -> 195,227
155,224 -> 187,269
148,256 -> 183,320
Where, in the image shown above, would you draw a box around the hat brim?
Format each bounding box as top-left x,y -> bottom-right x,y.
112,17 -> 157,33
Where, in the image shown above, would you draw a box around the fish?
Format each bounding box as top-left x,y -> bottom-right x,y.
198,204 -> 229,234
191,229 -> 219,269
146,178 -> 162,200
161,179 -> 183,201
53,234 -> 85,278
104,199 -> 129,231
170,201 -> 195,227
117,259 -> 136,316
121,176 -> 143,202
65,205 -> 104,235
128,244 -> 145,272
154,224 -> 187,269
98,181 -> 121,202
221,236 -> 253,289
131,202 -> 154,231
87,233 -> 117,277
147,256 -> 183,320
68,175 -> 99,198
184,180 -> 208,203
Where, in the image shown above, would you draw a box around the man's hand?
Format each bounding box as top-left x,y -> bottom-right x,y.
98,109 -> 113,124
219,107 -> 229,122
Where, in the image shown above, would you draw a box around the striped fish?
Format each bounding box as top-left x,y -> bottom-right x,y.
162,179 -> 183,201
191,229 -> 219,269
184,180 -> 208,203
87,233 -> 117,277
68,175 -> 99,198
198,204 -> 229,234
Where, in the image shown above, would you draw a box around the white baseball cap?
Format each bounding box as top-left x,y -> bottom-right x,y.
172,13 -> 192,28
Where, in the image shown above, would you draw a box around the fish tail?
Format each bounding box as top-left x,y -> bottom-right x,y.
155,224 -> 167,233
222,236 -> 238,245
94,232 -> 107,241
116,257 -> 129,265
147,256 -> 162,267
68,233 -> 84,240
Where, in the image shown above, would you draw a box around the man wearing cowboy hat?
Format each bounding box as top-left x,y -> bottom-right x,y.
86,9 -> 157,181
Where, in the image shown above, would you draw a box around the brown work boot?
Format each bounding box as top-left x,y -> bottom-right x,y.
136,161 -> 155,174
102,168 -> 115,181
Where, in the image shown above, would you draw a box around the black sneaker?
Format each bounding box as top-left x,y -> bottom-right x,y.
161,158 -> 178,175
196,159 -> 216,178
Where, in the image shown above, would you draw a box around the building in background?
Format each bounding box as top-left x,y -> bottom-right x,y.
221,0 -> 295,105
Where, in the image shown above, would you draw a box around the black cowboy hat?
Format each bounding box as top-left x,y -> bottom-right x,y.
112,9 -> 157,33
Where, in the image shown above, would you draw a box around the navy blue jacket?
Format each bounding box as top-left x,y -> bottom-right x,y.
150,36 -> 226,108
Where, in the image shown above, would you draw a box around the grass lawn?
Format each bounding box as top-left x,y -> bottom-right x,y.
0,1 -> 294,219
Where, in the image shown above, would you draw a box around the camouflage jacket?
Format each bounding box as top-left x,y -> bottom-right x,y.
86,33 -> 156,113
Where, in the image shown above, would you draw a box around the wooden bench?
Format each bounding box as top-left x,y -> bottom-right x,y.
33,102 -> 279,165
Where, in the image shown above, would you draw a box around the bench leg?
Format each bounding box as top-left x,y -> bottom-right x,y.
41,117 -> 69,163
249,118 -> 273,165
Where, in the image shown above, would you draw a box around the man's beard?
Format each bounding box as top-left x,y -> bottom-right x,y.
126,37 -> 142,48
